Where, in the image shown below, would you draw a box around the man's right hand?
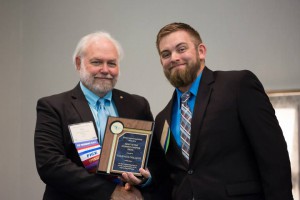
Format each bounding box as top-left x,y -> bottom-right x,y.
110,185 -> 143,200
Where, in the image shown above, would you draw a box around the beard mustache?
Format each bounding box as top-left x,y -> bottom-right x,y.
164,58 -> 200,88
79,67 -> 118,97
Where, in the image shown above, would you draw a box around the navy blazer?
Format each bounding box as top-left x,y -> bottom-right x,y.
34,83 -> 153,200
148,67 -> 293,200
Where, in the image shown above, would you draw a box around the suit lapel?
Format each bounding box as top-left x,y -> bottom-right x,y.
189,67 -> 214,162
161,92 -> 190,169
163,93 -> 174,128
112,89 -> 129,118
70,84 -> 97,129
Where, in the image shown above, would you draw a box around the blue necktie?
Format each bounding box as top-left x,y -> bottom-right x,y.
97,99 -> 109,144
180,92 -> 192,163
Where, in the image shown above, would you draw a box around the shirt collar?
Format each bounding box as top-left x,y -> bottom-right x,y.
80,82 -> 112,108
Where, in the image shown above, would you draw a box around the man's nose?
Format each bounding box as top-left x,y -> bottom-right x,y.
170,52 -> 180,61
99,63 -> 109,73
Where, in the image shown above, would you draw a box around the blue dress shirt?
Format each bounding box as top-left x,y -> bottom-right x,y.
80,82 -> 118,144
171,73 -> 202,147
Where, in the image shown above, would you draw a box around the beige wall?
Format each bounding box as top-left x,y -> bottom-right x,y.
1,0 -> 300,199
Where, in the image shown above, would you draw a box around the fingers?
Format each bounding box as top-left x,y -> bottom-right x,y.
121,168 -> 151,188
139,168 -> 150,179
124,182 -> 131,191
122,172 -> 142,185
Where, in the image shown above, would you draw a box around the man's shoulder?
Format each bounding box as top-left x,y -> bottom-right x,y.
39,89 -> 71,100
37,85 -> 80,105
211,68 -> 253,77
209,68 -> 257,83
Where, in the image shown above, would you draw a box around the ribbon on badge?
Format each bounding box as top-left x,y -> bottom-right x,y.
75,139 -> 101,173
69,122 -> 101,173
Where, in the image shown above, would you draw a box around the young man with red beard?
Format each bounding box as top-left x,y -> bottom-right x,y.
147,22 -> 293,200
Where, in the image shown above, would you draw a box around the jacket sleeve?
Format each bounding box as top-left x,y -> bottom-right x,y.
141,112 -> 173,200
34,97 -> 116,200
237,71 -> 293,200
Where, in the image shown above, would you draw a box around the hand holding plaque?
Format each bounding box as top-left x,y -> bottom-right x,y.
97,117 -> 154,177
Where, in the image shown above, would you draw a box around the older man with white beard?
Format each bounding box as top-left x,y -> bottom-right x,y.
34,32 -> 153,200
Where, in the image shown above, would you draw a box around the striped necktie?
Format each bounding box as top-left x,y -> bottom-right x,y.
180,91 -> 192,163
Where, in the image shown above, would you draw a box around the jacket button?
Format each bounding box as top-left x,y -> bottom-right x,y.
188,170 -> 193,175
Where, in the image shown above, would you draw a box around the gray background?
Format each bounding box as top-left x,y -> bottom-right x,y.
1,0 -> 299,199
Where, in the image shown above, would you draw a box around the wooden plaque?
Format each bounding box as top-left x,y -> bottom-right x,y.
97,117 -> 154,176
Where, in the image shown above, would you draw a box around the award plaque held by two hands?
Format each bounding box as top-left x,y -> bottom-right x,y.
97,117 -> 154,177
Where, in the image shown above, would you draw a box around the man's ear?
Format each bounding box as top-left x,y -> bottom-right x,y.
75,57 -> 81,71
197,43 -> 207,60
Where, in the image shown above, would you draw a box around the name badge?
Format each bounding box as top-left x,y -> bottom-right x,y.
69,122 -> 101,173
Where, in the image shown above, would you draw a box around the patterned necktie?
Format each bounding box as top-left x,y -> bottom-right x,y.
97,99 -> 109,144
180,91 -> 192,163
